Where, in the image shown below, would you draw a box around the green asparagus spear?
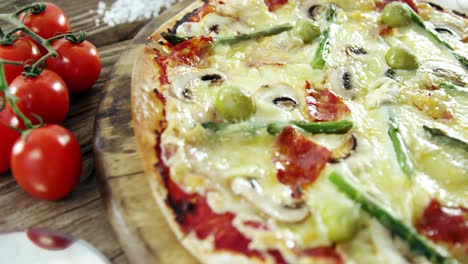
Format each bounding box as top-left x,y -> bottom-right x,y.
161,32 -> 192,45
440,81 -> 468,96
408,8 -> 467,69
311,29 -> 331,69
216,24 -> 293,44
328,172 -> 458,264
267,120 -> 353,135
161,24 -> 293,45
423,125 -> 468,152
202,120 -> 353,135
388,116 -> 415,178
311,3 -> 337,69
201,122 -> 230,131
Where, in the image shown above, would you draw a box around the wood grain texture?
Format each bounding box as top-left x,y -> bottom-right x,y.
0,1 -> 158,263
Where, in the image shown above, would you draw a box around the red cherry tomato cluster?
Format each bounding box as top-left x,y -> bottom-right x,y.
0,3 -> 101,200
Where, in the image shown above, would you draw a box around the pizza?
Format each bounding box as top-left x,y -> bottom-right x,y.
131,0 -> 468,263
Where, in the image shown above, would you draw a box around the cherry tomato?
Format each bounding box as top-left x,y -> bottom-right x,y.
46,39 -> 101,94
0,37 -> 42,84
19,2 -> 71,55
11,124 -> 82,200
20,3 -> 71,40
0,108 -> 25,173
9,69 -> 69,124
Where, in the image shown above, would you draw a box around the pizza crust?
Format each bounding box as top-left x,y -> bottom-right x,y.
131,1 -> 258,263
131,1 -> 468,263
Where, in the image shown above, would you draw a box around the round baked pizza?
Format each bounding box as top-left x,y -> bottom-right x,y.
131,0 -> 468,263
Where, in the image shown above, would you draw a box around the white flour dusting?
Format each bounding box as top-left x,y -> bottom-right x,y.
96,0 -> 179,26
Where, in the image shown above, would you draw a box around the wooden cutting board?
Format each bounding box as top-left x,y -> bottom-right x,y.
94,1 -> 198,263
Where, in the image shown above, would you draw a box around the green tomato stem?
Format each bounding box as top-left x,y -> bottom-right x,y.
328,172 -> 458,264
0,5 -> 88,77
0,3 -> 80,130
0,13 -> 58,76
0,62 -> 34,129
12,3 -> 46,17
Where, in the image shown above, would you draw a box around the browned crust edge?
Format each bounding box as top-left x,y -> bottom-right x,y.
130,1 -> 468,264
130,1 -> 221,264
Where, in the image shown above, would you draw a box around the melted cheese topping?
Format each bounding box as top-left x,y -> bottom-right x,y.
156,0 -> 468,263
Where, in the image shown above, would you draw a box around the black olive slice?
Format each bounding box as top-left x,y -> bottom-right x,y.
272,96 -> 298,111
201,74 -> 222,81
201,74 -> 223,85
385,69 -> 397,80
346,45 -> 368,55
342,72 -> 352,90
181,88 -> 193,100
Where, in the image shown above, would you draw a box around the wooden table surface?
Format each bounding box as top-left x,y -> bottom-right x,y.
0,1 -> 159,263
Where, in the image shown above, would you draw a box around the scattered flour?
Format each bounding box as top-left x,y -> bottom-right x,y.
96,0 -> 180,26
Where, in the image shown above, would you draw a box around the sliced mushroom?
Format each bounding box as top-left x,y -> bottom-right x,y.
420,4 -> 467,39
171,69 -> 227,101
424,1 -> 444,11
328,66 -> 359,99
255,83 -> 300,111
170,6 -> 202,33
329,134 -> 357,163
422,60 -> 468,86
231,178 -> 310,223
434,26 -> 461,39
273,96 -> 299,111
308,5 -> 327,21
365,78 -> 400,109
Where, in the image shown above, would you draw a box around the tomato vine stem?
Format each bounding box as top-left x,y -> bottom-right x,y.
0,3 -> 88,132
0,3 -> 87,77
0,60 -> 35,129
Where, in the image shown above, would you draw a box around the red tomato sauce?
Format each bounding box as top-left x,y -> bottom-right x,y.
298,246 -> 344,264
417,199 -> 468,247
274,126 -> 331,190
379,27 -> 394,37
155,55 -> 170,85
189,2 -> 216,22
154,94 -> 340,264
305,81 -> 350,122
164,176 -> 264,259
155,36 -> 214,85
244,220 -> 269,230
264,0 -> 289,12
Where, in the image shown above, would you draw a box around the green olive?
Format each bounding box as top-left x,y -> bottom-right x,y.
215,86 -> 256,122
385,47 -> 419,70
381,2 -> 412,28
294,20 -> 321,43
320,201 -> 360,243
